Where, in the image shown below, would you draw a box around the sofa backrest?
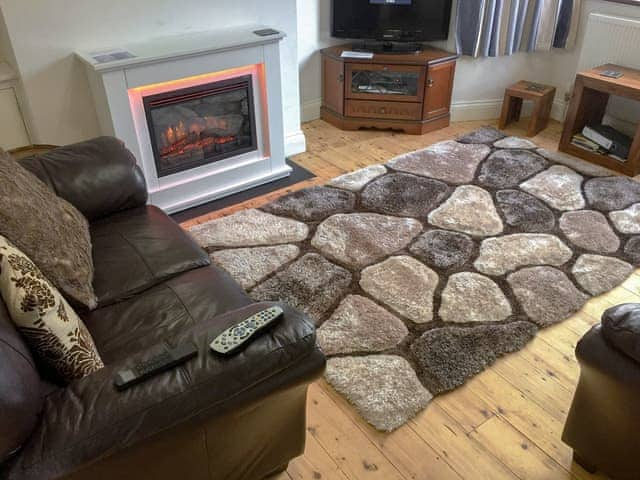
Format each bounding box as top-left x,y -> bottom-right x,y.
0,298 -> 44,462
18,136 -> 148,221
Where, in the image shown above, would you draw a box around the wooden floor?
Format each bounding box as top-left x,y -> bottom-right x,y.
185,119 -> 640,480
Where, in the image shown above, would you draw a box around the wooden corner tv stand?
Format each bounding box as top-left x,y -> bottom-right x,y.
320,44 -> 458,135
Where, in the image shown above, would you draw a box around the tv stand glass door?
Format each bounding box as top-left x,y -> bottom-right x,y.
346,64 -> 426,103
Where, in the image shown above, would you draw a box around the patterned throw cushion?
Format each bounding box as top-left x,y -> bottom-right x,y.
0,149 -> 97,309
0,236 -> 103,382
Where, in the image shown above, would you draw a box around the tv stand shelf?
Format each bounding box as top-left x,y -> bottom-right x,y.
320,44 -> 458,135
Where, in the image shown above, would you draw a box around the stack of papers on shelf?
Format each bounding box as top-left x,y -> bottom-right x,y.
582,124 -> 632,161
571,134 -> 609,155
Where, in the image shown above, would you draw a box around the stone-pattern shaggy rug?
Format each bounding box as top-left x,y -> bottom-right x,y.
189,127 -> 640,431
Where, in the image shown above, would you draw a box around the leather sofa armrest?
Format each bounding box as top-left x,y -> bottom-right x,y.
601,303 -> 640,364
4,302 -> 325,480
575,324 -> 640,387
18,137 -> 148,221
563,319 -> 640,480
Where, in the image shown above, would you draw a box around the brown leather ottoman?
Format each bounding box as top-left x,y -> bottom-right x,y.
562,303 -> 640,479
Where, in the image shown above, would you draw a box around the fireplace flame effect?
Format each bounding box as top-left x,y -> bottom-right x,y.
159,116 -> 237,158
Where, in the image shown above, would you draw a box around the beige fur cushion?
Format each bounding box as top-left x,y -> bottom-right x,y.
0,236 -> 103,382
0,149 -> 97,309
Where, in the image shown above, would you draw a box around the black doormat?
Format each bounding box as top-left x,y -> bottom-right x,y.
171,159 -> 315,223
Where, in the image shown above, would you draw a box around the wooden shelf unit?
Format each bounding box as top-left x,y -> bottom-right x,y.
559,63 -> 640,176
320,44 -> 458,135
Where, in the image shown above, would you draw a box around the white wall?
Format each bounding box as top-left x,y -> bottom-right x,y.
297,0 -> 640,124
297,0 -> 343,122
0,0 -> 304,154
0,9 -> 15,67
0,8 -> 32,146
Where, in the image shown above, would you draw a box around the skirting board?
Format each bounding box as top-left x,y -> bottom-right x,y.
302,99 -> 323,124
285,129 -> 307,157
301,97 -> 569,125
450,99 -> 568,123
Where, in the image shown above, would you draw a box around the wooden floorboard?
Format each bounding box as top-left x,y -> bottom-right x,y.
198,118 -> 639,480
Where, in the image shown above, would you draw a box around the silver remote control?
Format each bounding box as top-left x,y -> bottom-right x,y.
210,306 -> 284,355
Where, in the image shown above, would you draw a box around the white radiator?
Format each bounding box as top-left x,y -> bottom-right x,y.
578,13 -> 640,72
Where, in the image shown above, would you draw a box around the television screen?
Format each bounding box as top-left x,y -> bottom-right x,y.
332,0 -> 452,42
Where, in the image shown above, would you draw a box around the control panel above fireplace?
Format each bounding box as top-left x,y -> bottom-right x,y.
143,75 -> 257,177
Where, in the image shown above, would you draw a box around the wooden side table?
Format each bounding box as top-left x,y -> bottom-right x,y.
559,64 -> 640,176
499,81 -> 556,137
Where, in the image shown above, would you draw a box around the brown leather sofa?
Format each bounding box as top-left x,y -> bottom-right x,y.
0,137 -> 325,480
562,303 -> 640,480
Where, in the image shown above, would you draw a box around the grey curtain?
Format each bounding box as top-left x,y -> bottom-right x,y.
456,0 -> 581,57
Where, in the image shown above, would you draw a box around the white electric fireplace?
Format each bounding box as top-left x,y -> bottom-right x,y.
78,26 -> 291,213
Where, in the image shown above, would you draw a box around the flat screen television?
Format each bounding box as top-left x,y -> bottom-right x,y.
332,0 -> 452,44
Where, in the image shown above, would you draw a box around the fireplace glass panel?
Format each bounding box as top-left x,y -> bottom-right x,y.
144,75 -> 257,177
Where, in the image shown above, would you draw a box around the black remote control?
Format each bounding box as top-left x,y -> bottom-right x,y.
114,342 -> 198,391
210,306 -> 283,356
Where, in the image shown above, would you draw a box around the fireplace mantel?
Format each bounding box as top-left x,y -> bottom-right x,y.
77,25 -> 291,213
77,26 -> 286,73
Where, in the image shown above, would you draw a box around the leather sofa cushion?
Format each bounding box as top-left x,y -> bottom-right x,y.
18,137 -> 148,222
0,302 -> 44,462
83,265 -> 251,362
5,301 -> 323,480
602,303 -> 640,364
90,206 -> 211,307
0,149 -> 97,310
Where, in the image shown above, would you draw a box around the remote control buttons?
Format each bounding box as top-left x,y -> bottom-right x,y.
210,306 -> 284,355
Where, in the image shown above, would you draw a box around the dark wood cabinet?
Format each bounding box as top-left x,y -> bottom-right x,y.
423,60 -> 456,120
322,55 -> 344,115
321,44 -> 457,135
